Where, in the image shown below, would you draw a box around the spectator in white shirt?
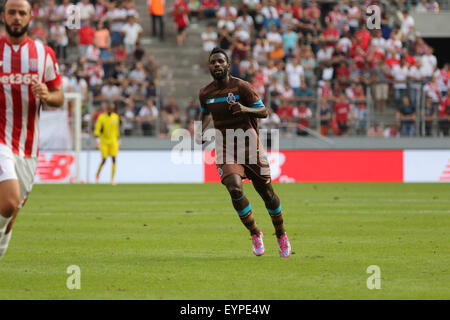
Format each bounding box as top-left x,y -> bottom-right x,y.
421,46 -> 437,80
50,20 -> 68,61
261,0 -> 278,19
122,99 -> 137,136
138,100 -> 159,136
265,24 -> 282,51
370,29 -> 386,55
201,24 -> 218,69
400,10 -> 414,41
77,0 -> 95,21
100,78 -> 122,101
216,1 -> 237,20
129,62 -> 147,84
392,58 -> 409,104
120,15 -> 144,55
347,0 -> 360,34
408,60 -> 425,109
260,107 -> 281,130
235,8 -> 254,36
285,57 -> 305,96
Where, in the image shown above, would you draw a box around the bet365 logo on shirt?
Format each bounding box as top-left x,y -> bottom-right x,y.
0,73 -> 39,85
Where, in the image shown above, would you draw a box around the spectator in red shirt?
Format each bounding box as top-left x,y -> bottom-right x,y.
31,20 -> 47,43
277,100 -> 295,136
78,19 -> 96,57
326,4 -> 342,29
385,55 -> 400,70
319,97 -> 331,136
294,102 -> 312,136
354,24 -> 372,52
322,21 -> 339,48
438,96 -> 450,136
290,0 -> 303,20
368,122 -> 384,137
113,44 -> 128,62
336,61 -> 350,86
401,48 -> 416,67
333,92 -> 351,136
174,0 -> 190,46
200,0 -> 219,18
304,0 -> 321,24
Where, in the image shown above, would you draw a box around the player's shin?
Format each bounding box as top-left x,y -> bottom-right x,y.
232,195 -> 260,236
0,230 -> 12,260
0,216 -> 13,260
111,162 -> 116,182
265,194 -> 285,238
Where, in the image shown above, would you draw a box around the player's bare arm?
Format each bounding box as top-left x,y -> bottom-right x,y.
195,111 -> 211,144
31,79 -> 64,107
201,112 -> 212,132
229,102 -> 268,118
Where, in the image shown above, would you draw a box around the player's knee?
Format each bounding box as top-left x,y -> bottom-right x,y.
227,185 -> 243,199
0,197 -> 20,218
260,188 -> 275,203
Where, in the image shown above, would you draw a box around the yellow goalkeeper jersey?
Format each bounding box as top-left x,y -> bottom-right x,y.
94,112 -> 120,144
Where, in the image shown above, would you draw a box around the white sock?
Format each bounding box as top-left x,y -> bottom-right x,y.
0,215 -> 12,234
0,231 -> 12,260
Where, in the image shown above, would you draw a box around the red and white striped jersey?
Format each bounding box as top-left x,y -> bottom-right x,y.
0,36 -> 62,158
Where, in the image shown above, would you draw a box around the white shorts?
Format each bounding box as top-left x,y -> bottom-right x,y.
0,144 -> 38,208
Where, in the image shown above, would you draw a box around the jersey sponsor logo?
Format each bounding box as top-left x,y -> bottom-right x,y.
36,153 -> 75,182
0,73 -> 39,85
206,95 -> 240,105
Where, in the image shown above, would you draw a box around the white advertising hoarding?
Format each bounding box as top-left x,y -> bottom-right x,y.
35,149 -> 450,184
404,150 -> 450,182
36,151 -> 204,184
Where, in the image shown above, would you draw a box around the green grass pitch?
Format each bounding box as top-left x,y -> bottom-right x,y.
0,183 -> 449,300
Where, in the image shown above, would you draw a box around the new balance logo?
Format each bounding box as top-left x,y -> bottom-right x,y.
36,154 -> 74,181
439,159 -> 450,181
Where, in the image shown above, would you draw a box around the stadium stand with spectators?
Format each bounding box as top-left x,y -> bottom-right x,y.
6,0 -> 448,139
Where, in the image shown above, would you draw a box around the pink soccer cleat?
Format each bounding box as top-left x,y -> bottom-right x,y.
277,233 -> 291,258
251,232 -> 265,256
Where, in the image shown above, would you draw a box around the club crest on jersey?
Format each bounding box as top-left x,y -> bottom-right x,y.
29,59 -> 38,72
227,93 -> 236,104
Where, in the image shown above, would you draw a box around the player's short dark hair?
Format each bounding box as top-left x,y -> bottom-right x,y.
209,47 -> 229,63
2,0 -> 32,13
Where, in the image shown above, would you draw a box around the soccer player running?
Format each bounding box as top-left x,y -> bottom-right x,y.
198,48 -> 291,257
95,102 -> 120,185
0,0 -> 64,260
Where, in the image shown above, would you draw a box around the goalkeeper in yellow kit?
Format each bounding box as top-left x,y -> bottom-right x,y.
94,102 -> 120,185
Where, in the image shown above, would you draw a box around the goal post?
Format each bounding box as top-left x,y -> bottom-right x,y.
64,92 -> 82,183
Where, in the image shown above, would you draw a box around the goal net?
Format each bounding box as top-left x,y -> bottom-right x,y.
36,92 -> 83,184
